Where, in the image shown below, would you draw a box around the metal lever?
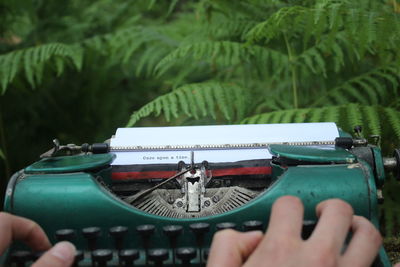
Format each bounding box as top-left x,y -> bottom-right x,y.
40,139 -> 109,158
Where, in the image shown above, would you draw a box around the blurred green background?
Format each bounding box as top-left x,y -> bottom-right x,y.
1,0 -> 400,262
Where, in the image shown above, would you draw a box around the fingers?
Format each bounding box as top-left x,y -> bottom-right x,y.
309,199 -> 353,254
207,229 -> 263,267
243,196 -> 304,266
31,242 -> 76,267
264,196 -> 304,241
341,216 -> 382,266
0,212 -> 51,254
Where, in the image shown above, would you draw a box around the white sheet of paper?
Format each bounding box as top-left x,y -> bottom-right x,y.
110,123 -> 339,165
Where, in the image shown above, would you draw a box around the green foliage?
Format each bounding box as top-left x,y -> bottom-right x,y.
1,0 -> 400,188
0,43 -> 82,93
127,81 -> 249,126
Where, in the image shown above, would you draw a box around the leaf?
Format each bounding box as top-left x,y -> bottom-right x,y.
126,82 -> 249,126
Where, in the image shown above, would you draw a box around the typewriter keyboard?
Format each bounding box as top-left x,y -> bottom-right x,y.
8,221 -> 316,266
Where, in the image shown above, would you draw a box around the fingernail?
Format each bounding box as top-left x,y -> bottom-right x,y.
50,241 -> 76,262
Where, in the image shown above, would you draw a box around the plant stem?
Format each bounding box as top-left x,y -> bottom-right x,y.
0,109 -> 11,179
284,33 -> 298,109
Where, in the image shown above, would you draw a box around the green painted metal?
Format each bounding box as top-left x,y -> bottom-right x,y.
25,154 -> 115,174
268,144 -> 356,163
372,146 -> 386,187
3,144 -> 391,266
4,157 -> 389,265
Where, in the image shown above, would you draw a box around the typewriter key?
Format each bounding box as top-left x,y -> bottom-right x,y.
216,222 -> 237,230
189,222 -> 210,246
148,248 -> 168,267
163,225 -> 183,264
243,220 -> 263,231
119,249 -> 139,267
189,222 -> 210,265
10,250 -> 32,267
73,250 -> 84,267
176,247 -> 197,267
31,251 -> 45,261
109,226 -> 128,251
203,248 -> 210,261
136,224 -> 155,265
92,249 -> 113,267
136,224 -> 155,249
55,228 -> 76,242
82,226 -> 101,251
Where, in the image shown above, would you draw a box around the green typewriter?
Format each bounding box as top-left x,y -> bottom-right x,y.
3,123 -> 399,266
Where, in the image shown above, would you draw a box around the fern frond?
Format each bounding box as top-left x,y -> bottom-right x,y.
241,104 -> 399,140
155,40 -> 289,78
126,82 -> 249,126
155,41 -> 243,75
246,6 -> 308,43
312,65 -> 400,106
346,103 -> 363,129
0,43 -> 82,93
206,18 -> 258,41
385,108 -> 400,141
363,105 -> 381,136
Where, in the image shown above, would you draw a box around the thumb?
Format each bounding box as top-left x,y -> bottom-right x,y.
207,230 -> 263,267
31,241 -> 76,267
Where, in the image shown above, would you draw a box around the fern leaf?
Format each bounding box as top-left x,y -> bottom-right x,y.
126,82 -> 248,126
312,65 -> 399,106
203,86 -> 217,120
385,108 -> 400,141
308,107 -> 325,122
363,106 -> 381,136
213,83 -> 231,121
323,106 -> 340,122
346,103 -> 363,129
0,43 -> 82,92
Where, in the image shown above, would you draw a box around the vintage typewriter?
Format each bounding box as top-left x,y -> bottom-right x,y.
2,123 -> 400,266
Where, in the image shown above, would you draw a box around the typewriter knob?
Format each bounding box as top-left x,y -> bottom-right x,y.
82,226 -> 101,251
10,250 -> 32,267
109,226 -> 128,250
136,224 -> 155,237
31,251 -> 45,261
119,249 -> 139,267
203,248 -> 210,262
163,225 -> 183,246
189,222 -> 210,236
243,220 -> 263,231
216,222 -> 237,231
148,248 -> 169,267
136,224 -> 155,249
55,229 -> 76,242
189,222 -> 210,247
73,250 -> 84,267
176,247 -> 197,266
92,249 -> 113,267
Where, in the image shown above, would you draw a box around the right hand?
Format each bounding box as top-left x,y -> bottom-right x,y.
207,196 -> 383,267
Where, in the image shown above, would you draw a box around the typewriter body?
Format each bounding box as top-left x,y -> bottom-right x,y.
3,123 -> 398,266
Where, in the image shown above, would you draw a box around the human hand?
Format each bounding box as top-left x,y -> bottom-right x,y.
207,196 -> 382,267
0,212 -> 76,267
